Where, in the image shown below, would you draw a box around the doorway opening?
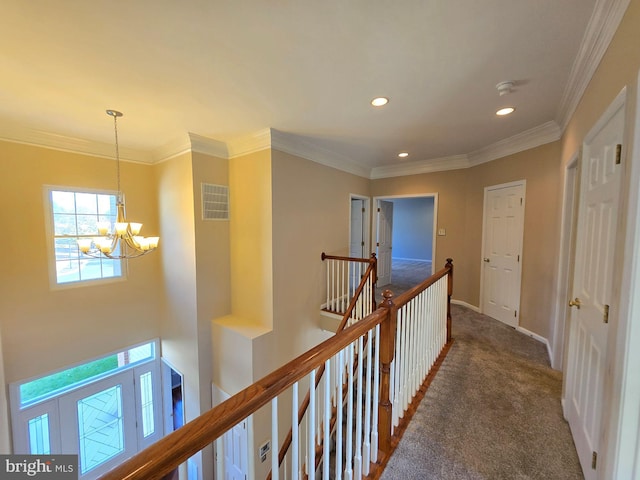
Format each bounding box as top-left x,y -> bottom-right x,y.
372,194 -> 437,298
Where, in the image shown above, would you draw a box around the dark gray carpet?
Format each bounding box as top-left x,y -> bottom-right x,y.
376,259 -> 433,301
380,305 -> 584,480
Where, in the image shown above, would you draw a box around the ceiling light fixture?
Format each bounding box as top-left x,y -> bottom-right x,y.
371,97 -> 389,107
398,152 -> 409,158
77,110 -> 159,259
496,107 -> 515,116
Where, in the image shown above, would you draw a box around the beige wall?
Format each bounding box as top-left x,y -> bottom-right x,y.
229,150 -> 274,328
371,142 -> 562,340
270,150 -> 371,372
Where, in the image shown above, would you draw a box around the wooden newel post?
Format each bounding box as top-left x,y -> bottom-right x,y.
446,258 -> 453,343
378,289 -> 396,458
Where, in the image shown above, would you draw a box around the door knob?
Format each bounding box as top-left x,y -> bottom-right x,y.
568,297 -> 582,309
483,258 -> 490,263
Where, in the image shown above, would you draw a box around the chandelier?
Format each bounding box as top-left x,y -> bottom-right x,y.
78,110 -> 159,259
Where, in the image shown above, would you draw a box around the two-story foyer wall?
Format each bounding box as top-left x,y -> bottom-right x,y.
0,141 -> 163,383
0,141 -> 163,449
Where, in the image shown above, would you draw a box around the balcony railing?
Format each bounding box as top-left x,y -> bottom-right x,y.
99,259 -> 454,480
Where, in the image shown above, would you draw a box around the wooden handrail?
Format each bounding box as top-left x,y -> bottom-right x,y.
101,258 -> 453,480
321,252 -> 377,264
269,255 -> 378,477
99,308 -> 389,480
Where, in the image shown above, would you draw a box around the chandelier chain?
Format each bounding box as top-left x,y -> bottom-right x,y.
113,113 -> 121,194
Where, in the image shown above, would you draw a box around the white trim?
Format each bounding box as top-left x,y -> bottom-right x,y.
550,155 -> 580,371
451,299 -> 480,313
603,72 -> 640,480
556,0 -> 632,131
478,180 -> 526,325
370,155 -> 469,179
227,129 -> 272,158
467,121 -> 562,167
271,129 -> 370,178
371,193 -> 439,278
516,326 -> 552,362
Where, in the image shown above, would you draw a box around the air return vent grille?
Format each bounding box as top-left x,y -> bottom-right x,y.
201,183 -> 229,220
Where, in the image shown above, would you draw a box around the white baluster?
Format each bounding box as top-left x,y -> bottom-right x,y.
345,343 -> 354,480
371,324 -> 380,463
336,349 -> 344,480
292,383 -> 299,480
354,337 -> 363,479
272,397 -> 279,480
323,359 -> 331,480
363,328 -> 372,475
309,370 -> 316,479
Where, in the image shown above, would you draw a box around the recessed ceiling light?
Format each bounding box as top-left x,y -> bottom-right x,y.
371,97 -> 389,107
398,152 -> 409,158
496,107 -> 515,116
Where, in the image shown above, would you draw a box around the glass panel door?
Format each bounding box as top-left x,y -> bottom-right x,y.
59,370 -> 136,479
77,384 -> 124,475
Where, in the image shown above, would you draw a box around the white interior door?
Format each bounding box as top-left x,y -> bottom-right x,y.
350,198 -> 366,259
565,100 -> 625,479
481,182 -> 525,327
376,200 -> 393,286
223,420 -> 249,480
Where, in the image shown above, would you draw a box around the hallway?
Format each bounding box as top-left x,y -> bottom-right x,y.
381,304 -> 583,479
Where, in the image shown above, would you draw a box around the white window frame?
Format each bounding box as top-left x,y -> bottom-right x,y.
43,185 -> 127,289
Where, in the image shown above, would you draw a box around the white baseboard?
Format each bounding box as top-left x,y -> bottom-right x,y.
392,257 -> 432,263
451,299 -> 480,312
516,326 -> 552,361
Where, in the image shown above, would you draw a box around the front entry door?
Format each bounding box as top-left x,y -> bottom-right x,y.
565,97 -> 625,479
376,200 -> 394,286
481,182 -> 525,327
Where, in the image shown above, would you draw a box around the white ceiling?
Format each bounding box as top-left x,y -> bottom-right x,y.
0,0 -> 621,178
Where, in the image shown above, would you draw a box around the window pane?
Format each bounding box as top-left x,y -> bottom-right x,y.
53,213 -> 78,236
51,191 -> 76,214
75,193 -> 98,215
139,372 -> 154,437
28,414 -> 51,455
97,194 -> 116,215
77,385 -> 124,475
20,355 -> 119,406
56,259 -> 80,284
101,258 -> 121,278
76,214 -> 98,235
79,258 -> 103,281
50,189 -> 123,284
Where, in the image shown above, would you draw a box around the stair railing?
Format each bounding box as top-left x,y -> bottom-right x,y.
321,252 -> 377,315
98,259 -> 453,480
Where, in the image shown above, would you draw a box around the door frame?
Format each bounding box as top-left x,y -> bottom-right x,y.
602,82 -> 640,478
563,86 -> 627,478
349,194 -> 370,259
551,156 -> 579,372
479,180 -> 526,324
371,193 -> 438,275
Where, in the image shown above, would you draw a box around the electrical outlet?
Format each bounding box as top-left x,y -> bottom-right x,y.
259,440 -> 270,463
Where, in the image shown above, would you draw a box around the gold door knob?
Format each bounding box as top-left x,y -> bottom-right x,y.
569,298 -> 582,309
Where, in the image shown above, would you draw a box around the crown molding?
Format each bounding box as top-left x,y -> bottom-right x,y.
556,0 -> 631,131
226,128 -> 272,158
370,155 -> 470,179
0,122 -> 152,163
468,121 -> 562,167
369,121 -> 561,179
270,129 -> 371,178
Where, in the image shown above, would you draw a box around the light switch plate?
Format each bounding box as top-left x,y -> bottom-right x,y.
438,228 -> 446,236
